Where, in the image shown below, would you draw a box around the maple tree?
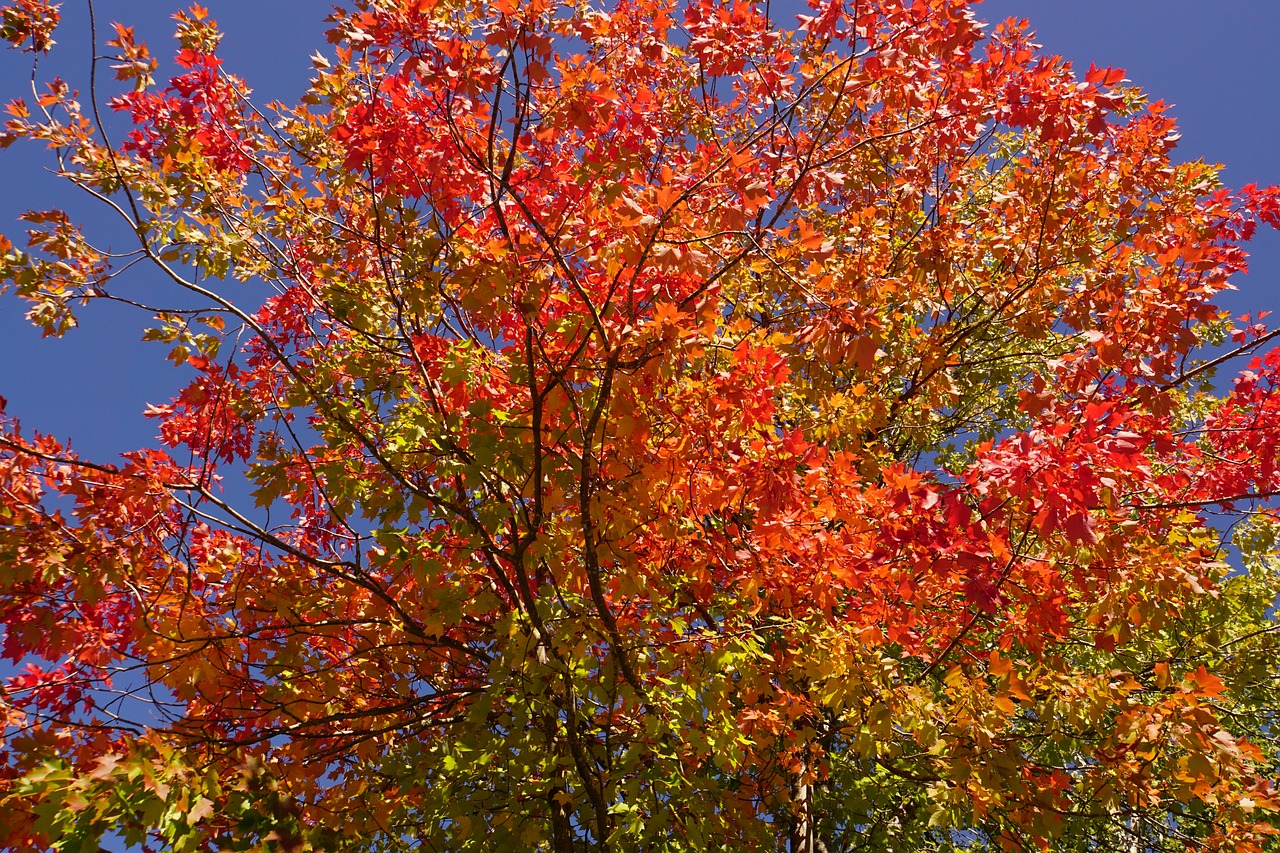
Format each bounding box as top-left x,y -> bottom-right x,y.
2,0 -> 1280,850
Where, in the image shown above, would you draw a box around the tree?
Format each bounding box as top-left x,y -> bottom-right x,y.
1,0 -> 1279,850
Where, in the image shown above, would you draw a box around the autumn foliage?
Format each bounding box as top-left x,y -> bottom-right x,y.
2,0 -> 1280,850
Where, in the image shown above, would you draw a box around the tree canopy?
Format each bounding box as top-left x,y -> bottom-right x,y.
1,1 -> 1279,851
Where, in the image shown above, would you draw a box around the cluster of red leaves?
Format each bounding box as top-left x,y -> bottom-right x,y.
0,0 -> 57,53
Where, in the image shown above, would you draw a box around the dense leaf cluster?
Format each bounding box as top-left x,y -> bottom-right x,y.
1,1 -> 1279,851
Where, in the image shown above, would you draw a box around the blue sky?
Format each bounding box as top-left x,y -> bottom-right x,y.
2,0 -> 1279,459
0,1 -> 329,459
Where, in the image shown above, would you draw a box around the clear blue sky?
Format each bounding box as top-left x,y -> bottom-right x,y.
2,0 -> 1279,460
